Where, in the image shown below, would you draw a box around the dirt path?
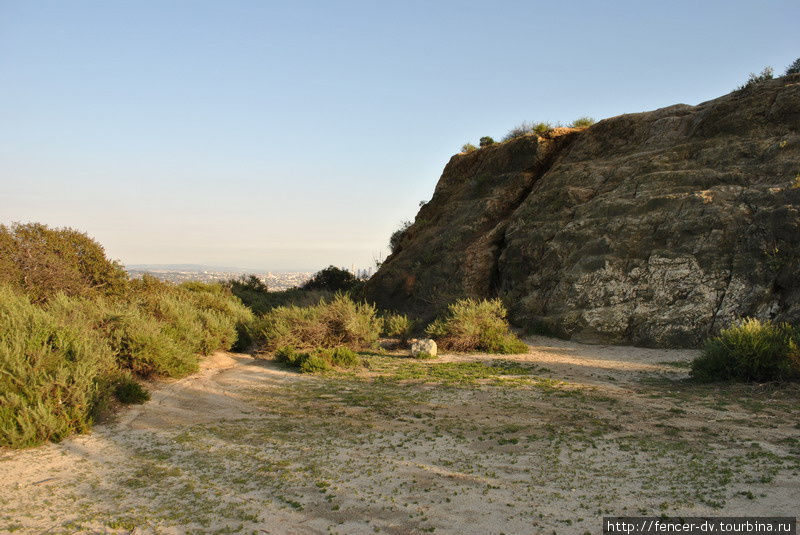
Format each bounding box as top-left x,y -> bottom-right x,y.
1,339 -> 798,534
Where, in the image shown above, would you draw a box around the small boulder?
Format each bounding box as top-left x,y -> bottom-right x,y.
410,338 -> 437,358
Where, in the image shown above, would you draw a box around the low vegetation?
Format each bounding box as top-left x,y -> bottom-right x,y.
0,224 -> 253,448
383,312 -> 414,344
389,220 -> 413,254
737,66 -> 774,91
787,57 -> 800,76
460,142 -> 477,153
691,318 -> 800,382
570,116 -> 595,128
425,298 -> 528,354
479,136 -> 495,147
274,345 -> 361,373
255,293 -> 382,352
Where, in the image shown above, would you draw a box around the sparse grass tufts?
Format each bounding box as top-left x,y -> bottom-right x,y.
691,318 -> 800,382
425,298 -> 528,354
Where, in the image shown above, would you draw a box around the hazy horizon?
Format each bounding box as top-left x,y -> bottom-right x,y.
2,0 -> 798,271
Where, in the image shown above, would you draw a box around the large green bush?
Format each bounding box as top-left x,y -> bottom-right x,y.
0,287 -> 115,448
0,227 -> 256,448
425,298 -> 528,354
691,319 -> 800,382
257,293 -> 382,352
0,223 -> 128,302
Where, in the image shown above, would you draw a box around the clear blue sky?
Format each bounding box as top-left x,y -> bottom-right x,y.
1,1 -> 798,271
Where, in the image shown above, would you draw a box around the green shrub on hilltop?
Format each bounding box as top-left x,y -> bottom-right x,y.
479,136 -> 495,147
570,116 -> 595,128
257,293 -> 382,352
691,318 -> 800,382
461,143 -> 477,153
737,66 -> 774,91
502,122 -> 553,141
787,58 -> 800,75
426,298 -> 528,354
503,122 -> 534,141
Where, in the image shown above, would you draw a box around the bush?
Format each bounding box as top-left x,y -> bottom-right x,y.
257,293 -> 382,352
0,223 -> 128,302
0,286 -> 116,448
570,117 -> 595,128
389,221 -> 413,254
502,122 -> 552,141
691,319 -> 800,382
302,266 -> 359,293
479,136 -> 495,147
384,313 -> 414,343
113,374 -> 150,404
425,298 -> 528,354
503,122 -> 534,141
737,66 -> 774,91
0,224 -> 256,448
785,58 -> 800,76
273,345 -> 360,373
461,143 -> 477,153
328,346 -> 360,367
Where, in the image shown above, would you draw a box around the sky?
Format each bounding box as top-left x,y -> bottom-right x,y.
1,1 -> 798,271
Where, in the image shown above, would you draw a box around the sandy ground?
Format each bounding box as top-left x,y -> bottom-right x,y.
1,337 -> 798,534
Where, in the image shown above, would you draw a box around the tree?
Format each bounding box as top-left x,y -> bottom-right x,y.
786,58 -> 800,75
302,266 -> 358,292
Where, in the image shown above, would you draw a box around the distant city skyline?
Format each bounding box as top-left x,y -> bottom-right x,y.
1,1 -> 798,270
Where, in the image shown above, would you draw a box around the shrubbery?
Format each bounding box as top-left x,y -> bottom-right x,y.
0,286 -> 115,448
737,67 -> 774,91
302,266 -> 361,293
389,220 -> 413,254
570,116 -> 595,128
787,58 -> 800,76
479,136 -> 495,147
0,222 -> 128,302
256,293 -> 382,352
384,313 -> 414,344
0,224 -> 254,448
502,122 -> 553,141
425,298 -> 528,354
274,345 -> 361,373
461,143 -> 477,153
691,319 -> 800,382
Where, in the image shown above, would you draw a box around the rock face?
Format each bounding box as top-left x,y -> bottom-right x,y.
366,75 -> 800,348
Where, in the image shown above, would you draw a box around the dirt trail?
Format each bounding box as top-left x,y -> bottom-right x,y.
1,340 -> 798,534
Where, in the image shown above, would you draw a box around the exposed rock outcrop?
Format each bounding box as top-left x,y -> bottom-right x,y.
366,75 -> 800,347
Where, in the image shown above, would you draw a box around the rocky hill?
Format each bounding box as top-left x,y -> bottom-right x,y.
366,75 -> 800,347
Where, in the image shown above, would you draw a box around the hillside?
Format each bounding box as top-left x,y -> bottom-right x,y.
366,74 -> 800,347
